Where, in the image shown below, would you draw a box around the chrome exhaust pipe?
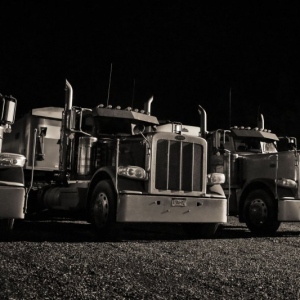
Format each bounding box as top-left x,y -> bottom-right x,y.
65,79 -> 73,110
198,104 -> 207,138
59,79 -> 73,182
144,96 -> 153,115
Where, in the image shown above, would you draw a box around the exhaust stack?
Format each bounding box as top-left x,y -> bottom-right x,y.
59,79 -> 74,182
258,113 -> 264,129
198,104 -> 207,138
144,96 -> 153,115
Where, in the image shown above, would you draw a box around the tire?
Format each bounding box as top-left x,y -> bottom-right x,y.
0,219 -> 14,239
88,180 -> 121,240
182,223 -> 219,238
243,189 -> 281,235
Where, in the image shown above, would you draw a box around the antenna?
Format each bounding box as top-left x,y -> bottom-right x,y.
131,78 -> 135,108
106,63 -> 113,106
229,87 -> 232,128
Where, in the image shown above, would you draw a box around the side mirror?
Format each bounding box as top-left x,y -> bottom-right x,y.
69,107 -> 78,131
1,95 -> 16,125
213,131 -> 221,149
68,106 -> 92,136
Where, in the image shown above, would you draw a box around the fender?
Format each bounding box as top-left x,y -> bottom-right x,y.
238,178 -> 277,221
86,166 -> 117,211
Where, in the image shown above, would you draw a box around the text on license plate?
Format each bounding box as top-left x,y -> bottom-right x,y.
171,198 -> 187,207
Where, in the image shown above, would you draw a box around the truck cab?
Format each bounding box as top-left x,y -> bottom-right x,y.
207,126 -> 300,235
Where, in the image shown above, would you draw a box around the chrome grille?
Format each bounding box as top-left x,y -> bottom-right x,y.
155,140 -> 202,191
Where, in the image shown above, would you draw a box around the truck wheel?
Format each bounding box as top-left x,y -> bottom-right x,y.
243,189 -> 281,235
0,219 -> 14,239
182,223 -> 219,238
89,180 -> 120,240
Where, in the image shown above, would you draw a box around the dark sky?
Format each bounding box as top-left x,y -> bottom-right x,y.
1,1 -> 300,138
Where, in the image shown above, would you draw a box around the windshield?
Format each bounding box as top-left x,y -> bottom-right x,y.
234,138 -> 277,153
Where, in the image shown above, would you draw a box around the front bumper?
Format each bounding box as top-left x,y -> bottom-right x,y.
278,198 -> 300,221
0,185 -> 26,219
117,193 -> 227,223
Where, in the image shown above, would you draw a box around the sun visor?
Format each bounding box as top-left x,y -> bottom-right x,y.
93,107 -> 159,125
231,129 -> 279,141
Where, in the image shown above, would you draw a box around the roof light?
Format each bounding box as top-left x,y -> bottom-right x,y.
97,104 -> 104,108
115,106 -> 121,110
240,126 -> 244,129
107,105 -> 112,109
125,107 -> 132,111
134,109 -> 139,112
253,127 -> 259,131
140,110 -> 145,114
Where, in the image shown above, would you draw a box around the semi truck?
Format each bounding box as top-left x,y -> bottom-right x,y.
158,107 -> 300,235
206,121 -> 300,235
2,80 -> 227,239
0,94 -> 26,236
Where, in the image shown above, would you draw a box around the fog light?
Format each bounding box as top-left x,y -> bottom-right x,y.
207,173 -> 225,185
118,166 -> 147,180
276,178 -> 297,188
0,153 -> 26,167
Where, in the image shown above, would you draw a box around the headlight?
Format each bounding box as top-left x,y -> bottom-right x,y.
207,173 -> 225,185
0,153 -> 26,167
118,166 -> 147,180
276,178 -> 297,188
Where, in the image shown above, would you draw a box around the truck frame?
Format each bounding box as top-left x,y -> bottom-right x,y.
3,81 -> 227,239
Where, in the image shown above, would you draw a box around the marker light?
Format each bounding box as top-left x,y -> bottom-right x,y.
118,166 -> 147,180
0,153 -> 26,167
276,178 -> 297,188
207,173 -> 225,185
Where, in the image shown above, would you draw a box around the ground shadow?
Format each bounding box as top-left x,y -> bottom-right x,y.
1,217 -> 298,243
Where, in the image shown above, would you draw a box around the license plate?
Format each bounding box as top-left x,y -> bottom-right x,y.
171,198 -> 187,207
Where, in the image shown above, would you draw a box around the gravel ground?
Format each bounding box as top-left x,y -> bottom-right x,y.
0,217 -> 300,300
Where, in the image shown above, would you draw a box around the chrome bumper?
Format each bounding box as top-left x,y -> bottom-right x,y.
0,186 -> 26,219
278,198 -> 300,221
117,193 -> 227,223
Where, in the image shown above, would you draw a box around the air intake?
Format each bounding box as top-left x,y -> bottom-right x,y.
155,140 -> 203,192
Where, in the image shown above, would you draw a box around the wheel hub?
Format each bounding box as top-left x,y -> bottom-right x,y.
93,192 -> 109,228
248,198 -> 268,226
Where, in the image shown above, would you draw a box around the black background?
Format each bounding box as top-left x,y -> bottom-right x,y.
1,1 -> 300,139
